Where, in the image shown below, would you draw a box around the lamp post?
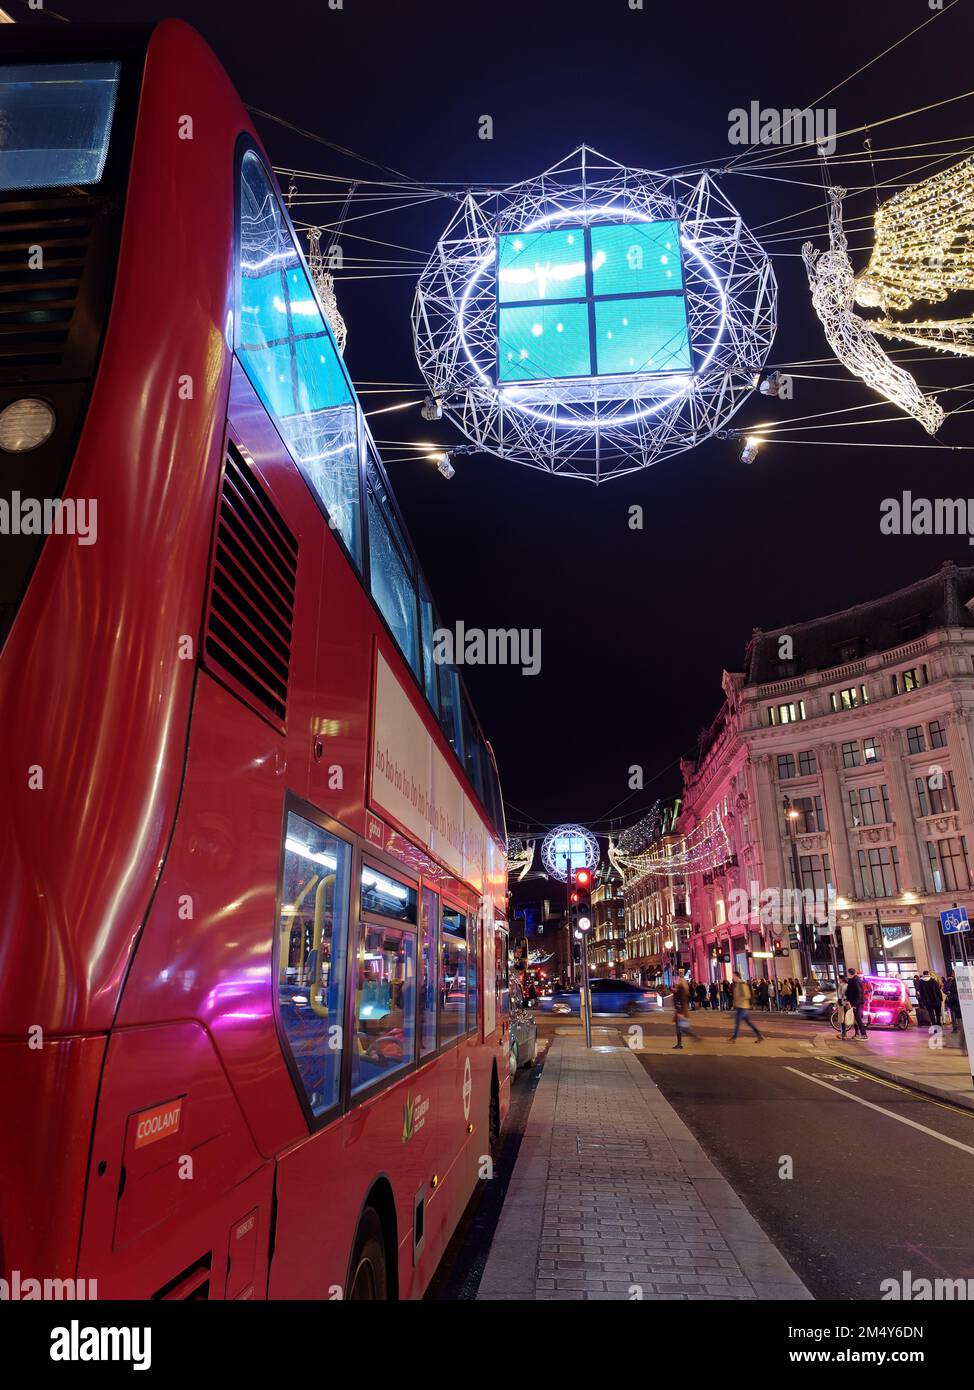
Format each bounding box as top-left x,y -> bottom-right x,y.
783,796 -> 811,983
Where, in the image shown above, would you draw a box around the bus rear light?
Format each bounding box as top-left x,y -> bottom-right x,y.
0,397 -> 55,452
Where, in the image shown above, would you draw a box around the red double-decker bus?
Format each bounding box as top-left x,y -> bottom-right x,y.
0,19 -> 510,1300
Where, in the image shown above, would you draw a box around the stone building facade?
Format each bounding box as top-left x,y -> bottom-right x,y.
677,563 -> 974,988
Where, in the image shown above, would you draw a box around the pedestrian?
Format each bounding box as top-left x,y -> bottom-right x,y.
842,968 -> 868,1039
709,980 -> 719,1010
728,971 -> 764,1043
757,977 -> 770,1011
918,970 -> 944,1027
945,973 -> 963,1039
672,970 -> 698,1049
780,978 -> 793,1012
695,981 -> 708,1010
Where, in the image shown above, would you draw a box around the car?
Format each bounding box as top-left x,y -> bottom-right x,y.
541,977 -> 661,1017
797,986 -> 838,1019
508,973 -> 538,1077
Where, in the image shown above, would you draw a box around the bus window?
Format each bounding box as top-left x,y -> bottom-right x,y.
467,911 -> 479,1034
419,581 -> 439,716
276,812 -> 351,1119
439,907 -> 467,1044
366,455 -> 419,675
437,660 -> 464,763
237,151 -> 362,568
461,697 -> 484,800
360,865 -> 417,923
351,924 -> 416,1095
420,887 -> 438,1057
0,61 -> 120,190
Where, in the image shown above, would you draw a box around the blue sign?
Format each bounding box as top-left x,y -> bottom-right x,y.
940,907 -> 970,935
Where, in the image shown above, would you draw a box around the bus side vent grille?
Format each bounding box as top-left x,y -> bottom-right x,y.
203,444 -> 297,727
0,201 -> 93,368
152,1253 -> 212,1301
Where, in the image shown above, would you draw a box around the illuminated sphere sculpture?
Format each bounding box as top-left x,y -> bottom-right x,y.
412,145 -> 777,484
541,824 -> 600,882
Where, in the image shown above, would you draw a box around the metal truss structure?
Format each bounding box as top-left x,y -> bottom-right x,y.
803,188 -> 945,435
411,146 -> 777,484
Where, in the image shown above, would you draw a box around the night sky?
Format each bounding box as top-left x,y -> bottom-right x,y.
15,0 -> 974,841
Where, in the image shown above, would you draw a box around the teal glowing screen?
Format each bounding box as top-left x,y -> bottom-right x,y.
494,219 -> 691,382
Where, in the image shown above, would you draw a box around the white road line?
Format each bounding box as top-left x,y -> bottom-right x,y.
784,1066 -> 974,1157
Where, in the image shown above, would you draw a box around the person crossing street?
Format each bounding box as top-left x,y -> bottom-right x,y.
728,971 -> 764,1043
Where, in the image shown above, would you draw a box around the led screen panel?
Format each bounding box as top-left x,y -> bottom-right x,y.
496,227 -> 588,304
594,295 -> 692,375
590,220 -> 683,296
498,302 -> 592,382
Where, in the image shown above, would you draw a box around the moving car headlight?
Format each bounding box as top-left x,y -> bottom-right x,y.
0,397 -> 56,453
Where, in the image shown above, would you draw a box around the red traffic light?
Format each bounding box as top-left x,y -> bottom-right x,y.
573,867 -> 592,888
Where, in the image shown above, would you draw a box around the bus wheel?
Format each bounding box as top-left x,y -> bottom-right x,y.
347,1207 -> 388,1300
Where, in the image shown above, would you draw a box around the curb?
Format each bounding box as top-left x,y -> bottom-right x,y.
810,1031 -> 974,1110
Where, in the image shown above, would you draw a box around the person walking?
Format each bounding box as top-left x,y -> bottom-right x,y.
757,977 -> 770,1011
720,978 -> 732,1011
842,968 -> 868,1039
672,970 -> 698,1049
780,978 -> 793,1013
709,981 -> 719,1010
728,971 -> 764,1043
945,973 -> 964,1040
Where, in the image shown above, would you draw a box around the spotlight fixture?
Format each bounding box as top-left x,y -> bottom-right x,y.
436,452 -> 455,480
739,435 -> 761,464
421,395 -> 443,421
759,370 -> 784,397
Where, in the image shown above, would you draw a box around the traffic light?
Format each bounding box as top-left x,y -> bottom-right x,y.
572,867 -> 593,933
787,924 -> 801,950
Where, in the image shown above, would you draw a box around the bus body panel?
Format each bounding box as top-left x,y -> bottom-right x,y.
0,19 -> 240,1038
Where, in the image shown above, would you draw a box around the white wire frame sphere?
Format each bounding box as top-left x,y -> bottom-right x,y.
412,146 -> 777,484
541,824 -> 600,883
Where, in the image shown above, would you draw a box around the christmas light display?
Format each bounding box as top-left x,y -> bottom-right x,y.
803,188 -> 944,434
540,824 -> 600,882
854,154 -> 974,357
506,837 -> 536,882
307,226 -> 347,355
611,808 -> 731,882
412,146 -> 777,484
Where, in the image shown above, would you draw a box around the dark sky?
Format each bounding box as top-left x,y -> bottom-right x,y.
19,0 -> 974,839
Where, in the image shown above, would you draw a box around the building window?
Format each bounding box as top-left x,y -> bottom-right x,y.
856,846 -> 901,898
797,853 -> 833,895
798,749 -> 818,776
925,837 -> 971,894
419,887 -> 438,1057
794,795 -> 825,834
777,753 -> 796,780
862,737 -> 881,764
831,685 -> 867,712
769,701 -> 806,726
916,772 -> 958,817
902,668 -> 926,692
849,784 -> 892,827
842,741 -> 861,768
928,719 -> 947,750
906,725 -> 926,755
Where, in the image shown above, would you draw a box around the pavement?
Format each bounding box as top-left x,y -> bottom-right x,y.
476,1025 -> 812,1301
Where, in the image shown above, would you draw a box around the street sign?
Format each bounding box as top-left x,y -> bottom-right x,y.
940,907 -> 970,935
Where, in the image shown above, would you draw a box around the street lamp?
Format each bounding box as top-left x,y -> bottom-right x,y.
782,796 -> 811,983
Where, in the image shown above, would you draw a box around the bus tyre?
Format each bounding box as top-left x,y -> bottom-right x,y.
347,1207 -> 388,1301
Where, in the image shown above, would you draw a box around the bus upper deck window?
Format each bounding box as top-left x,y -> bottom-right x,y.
0,62 -> 120,190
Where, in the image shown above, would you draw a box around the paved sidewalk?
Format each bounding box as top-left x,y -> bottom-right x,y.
812,1024 -> 974,1110
477,1030 -> 811,1301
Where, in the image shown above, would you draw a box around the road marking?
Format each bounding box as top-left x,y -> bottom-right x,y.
823,1056 -> 974,1117
784,1067 -> 974,1157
